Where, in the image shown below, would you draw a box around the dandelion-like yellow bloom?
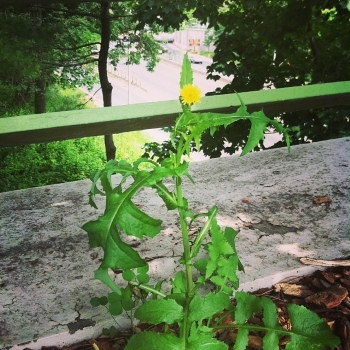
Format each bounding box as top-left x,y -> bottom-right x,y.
180,84 -> 201,105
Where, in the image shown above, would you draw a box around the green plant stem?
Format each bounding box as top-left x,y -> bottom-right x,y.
175,172 -> 194,345
211,323 -> 292,336
128,281 -> 166,298
176,177 -> 194,293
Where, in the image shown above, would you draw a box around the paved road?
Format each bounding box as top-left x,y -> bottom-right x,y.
88,58 -> 228,106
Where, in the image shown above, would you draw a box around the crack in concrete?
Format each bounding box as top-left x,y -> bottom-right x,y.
67,303 -> 96,335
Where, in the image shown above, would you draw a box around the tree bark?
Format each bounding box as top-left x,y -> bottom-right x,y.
99,1 -> 116,160
32,6 -> 46,114
34,76 -> 46,114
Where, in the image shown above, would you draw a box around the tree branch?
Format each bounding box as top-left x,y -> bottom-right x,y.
52,42 -> 101,51
32,3 -> 134,19
42,58 -> 98,67
0,0 -> 131,6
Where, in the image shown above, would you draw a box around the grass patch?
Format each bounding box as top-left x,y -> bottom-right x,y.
0,86 -> 151,192
200,51 -> 214,58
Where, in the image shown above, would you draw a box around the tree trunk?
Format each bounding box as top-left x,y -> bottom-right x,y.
99,1 -> 116,160
32,7 -> 47,115
34,76 -> 46,114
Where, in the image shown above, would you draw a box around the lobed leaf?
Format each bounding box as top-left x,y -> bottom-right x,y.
235,292 -> 262,324
83,160 -> 192,291
231,293 -> 340,350
286,304 -> 340,349
240,110 -> 271,156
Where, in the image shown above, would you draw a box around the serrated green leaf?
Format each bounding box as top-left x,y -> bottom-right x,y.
224,227 -> 239,252
171,271 -> 187,293
210,219 -> 234,256
263,332 -> 279,350
180,52 -> 193,88
87,224 -> 146,271
193,258 -> 208,274
125,332 -> 183,350
188,334 -> 227,350
217,254 -> 239,289
224,227 -> 244,273
209,275 -> 233,294
233,328 -> 249,350
134,299 -> 184,324
188,292 -> 231,322
190,206 -> 218,259
240,110 -> 271,156
154,182 -> 178,210
206,221 -> 235,280
287,304 -> 340,349
261,297 -> 280,350
167,293 -> 187,307
235,292 -> 262,324
83,161 -> 192,293
261,296 -> 279,328
88,169 -> 104,209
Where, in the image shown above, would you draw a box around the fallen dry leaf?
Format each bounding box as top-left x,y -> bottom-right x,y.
305,285 -> 348,308
274,282 -> 314,298
313,196 -> 332,205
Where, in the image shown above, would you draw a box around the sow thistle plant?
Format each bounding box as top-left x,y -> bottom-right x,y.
83,53 -> 340,349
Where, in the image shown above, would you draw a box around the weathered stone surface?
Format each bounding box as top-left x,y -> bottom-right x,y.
0,137 -> 349,349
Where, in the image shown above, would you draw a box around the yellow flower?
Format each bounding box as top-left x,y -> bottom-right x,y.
180,84 -> 201,105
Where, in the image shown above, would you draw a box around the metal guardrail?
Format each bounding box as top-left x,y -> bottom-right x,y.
0,81 -> 349,147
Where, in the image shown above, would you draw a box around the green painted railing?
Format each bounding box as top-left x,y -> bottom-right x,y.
0,81 -> 349,147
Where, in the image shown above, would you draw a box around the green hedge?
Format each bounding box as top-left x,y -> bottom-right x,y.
0,86 -> 150,192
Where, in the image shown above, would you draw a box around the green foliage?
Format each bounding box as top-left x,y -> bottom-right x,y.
0,87 -> 150,192
202,0 -> 350,156
0,2 -> 161,116
0,138 -> 105,192
229,293 -> 339,350
84,53 -> 339,349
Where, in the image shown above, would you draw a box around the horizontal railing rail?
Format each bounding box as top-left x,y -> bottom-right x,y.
0,81 -> 349,147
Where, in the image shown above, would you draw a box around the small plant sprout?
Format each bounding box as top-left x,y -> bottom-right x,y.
83,53 -> 340,350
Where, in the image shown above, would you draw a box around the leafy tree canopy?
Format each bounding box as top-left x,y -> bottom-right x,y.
201,0 -> 350,156
0,1 -> 161,115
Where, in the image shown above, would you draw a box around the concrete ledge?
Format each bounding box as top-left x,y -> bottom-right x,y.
1,137 -> 349,349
